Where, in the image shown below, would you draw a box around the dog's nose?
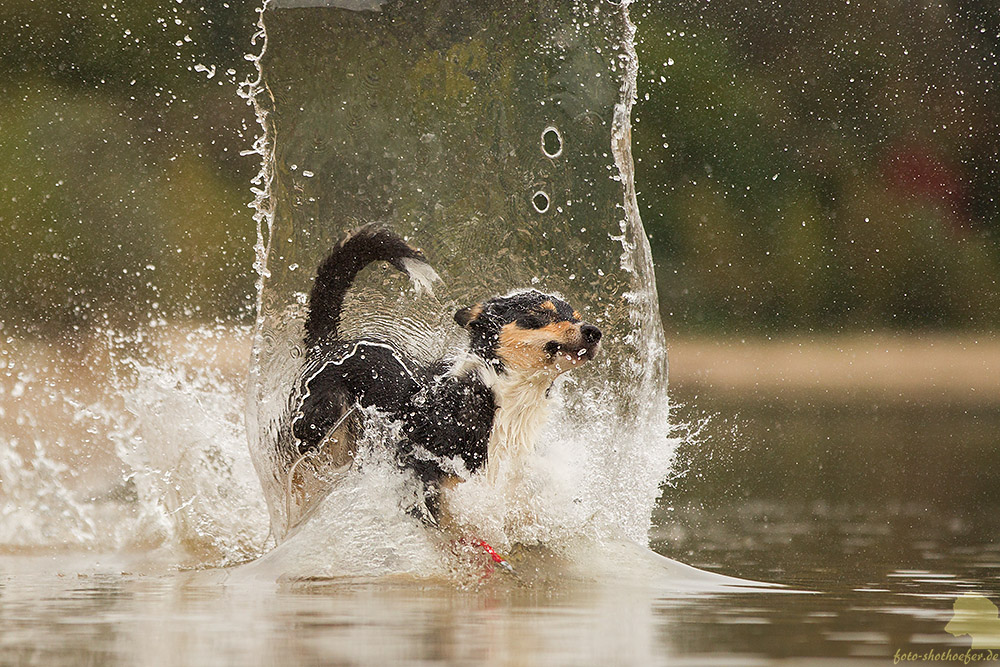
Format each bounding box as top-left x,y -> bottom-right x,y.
581,324 -> 602,345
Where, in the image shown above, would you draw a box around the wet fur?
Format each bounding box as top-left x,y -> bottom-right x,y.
280,225 -> 601,534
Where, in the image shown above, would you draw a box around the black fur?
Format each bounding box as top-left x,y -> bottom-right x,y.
292,227 -> 492,513
292,340 -> 494,475
303,225 -> 426,348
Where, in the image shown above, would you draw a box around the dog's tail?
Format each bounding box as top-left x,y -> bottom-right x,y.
304,224 -> 441,347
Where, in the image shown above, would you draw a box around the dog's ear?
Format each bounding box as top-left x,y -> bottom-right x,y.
454,303 -> 483,328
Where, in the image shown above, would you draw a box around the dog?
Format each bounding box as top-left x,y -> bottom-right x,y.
277,225 -> 602,544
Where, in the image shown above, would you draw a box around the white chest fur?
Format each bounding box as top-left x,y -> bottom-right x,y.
484,368 -> 554,483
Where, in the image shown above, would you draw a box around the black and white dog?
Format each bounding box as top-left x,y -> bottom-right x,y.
280,225 -> 602,539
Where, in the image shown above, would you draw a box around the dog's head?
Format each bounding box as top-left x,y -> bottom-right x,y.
454,290 -> 602,374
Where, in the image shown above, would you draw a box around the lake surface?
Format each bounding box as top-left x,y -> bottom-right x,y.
3,380 -> 997,666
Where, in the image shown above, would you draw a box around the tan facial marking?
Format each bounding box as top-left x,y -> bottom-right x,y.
539,301 -> 557,312
497,321 -> 586,371
498,323 -> 552,370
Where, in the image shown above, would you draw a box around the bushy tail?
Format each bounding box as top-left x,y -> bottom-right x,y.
304,224 -> 440,347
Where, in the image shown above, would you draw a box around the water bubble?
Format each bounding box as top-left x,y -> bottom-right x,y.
532,190 -> 550,213
541,126 -> 563,158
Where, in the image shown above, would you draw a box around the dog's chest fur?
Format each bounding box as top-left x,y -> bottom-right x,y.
481,366 -> 554,482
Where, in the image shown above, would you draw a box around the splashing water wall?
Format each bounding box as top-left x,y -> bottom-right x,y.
244,0 -> 676,576
0,0 -> 679,580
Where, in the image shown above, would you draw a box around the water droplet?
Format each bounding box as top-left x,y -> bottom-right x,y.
541,126 -> 563,158
532,191 -> 550,213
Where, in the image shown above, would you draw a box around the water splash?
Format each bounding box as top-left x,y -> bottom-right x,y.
0,327 -> 267,565
243,0 -> 681,578
0,1 -> 687,584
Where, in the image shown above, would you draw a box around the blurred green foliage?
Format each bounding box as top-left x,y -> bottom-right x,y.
634,0 -> 1000,334
2,0 -> 998,336
0,0 -> 257,335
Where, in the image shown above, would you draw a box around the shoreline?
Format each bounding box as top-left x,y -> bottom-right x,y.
667,334 -> 1000,405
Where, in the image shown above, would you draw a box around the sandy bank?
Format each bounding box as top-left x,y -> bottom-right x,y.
668,335 -> 1000,404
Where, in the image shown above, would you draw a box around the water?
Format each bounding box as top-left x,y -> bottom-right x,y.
1,0 -> 682,584
0,328 -> 268,564
2,389 -> 998,664
242,0 -> 677,576
3,0 -> 1000,664
650,388 -> 1000,662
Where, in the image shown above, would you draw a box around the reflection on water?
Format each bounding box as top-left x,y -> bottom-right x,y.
1,514 -> 995,665
0,557 -> 690,666
654,504 -> 1000,662
3,393 -> 999,665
